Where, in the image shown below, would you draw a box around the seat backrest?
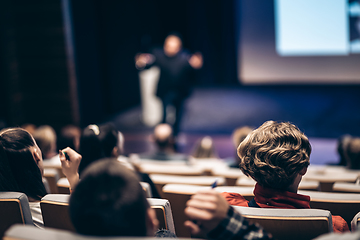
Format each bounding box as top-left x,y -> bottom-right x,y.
139,164 -> 204,176
351,211 -> 360,231
299,190 -> 360,227
150,174 -> 225,198
162,184 -> 254,238
40,194 -> 75,231
147,198 -> 175,234
0,192 -> 33,238
140,182 -> 152,198
41,194 -> 174,234
332,182 -> 360,193
303,172 -> 358,192
57,178 -> 71,194
43,168 -> 60,194
233,206 -> 332,240
4,224 -> 182,240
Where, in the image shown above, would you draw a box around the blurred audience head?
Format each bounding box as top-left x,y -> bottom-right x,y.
231,126 -> 253,166
69,159 -> 158,237
0,127 -> 47,200
164,32 -> 183,57
153,123 -> 175,152
238,121 -> 311,191
21,123 -> 37,135
78,123 -> 122,175
57,125 -> 81,152
344,136 -> 360,170
191,136 -> 218,159
33,125 -> 57,160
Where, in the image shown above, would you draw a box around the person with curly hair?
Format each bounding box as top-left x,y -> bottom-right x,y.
221,121 -> 349,232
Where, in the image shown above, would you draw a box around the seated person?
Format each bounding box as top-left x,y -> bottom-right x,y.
69,159 -> 174,237
229,126 -> 253,168
33,125 -> 59,164
79,123 -> 160,198
221,121 -> 349,232
138,123 -> 188,161
0,127 -> 80,228
191,136 -> 219,159
345,136 -> 360,170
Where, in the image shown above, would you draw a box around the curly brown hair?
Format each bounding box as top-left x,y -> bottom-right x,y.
237,121 -> 311,189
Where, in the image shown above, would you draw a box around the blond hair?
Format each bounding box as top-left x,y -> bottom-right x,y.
238,121 -> 311,189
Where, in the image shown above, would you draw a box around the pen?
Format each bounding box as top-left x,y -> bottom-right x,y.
211,179 -> 218,189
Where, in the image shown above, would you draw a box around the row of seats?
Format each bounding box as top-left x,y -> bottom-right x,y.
0,192 -> 174,238
2,190 -> 360,240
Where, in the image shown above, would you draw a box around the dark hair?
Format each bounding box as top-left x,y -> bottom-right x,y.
69,159 -> 149,236
0,128 -> 47,200
78,123 -> 119,175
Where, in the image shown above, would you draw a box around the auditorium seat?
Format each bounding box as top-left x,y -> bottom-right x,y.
162,184 -> 254,238
56,178 -> 153,197
4,224 -> 175,240
332,182 -> 360,193
147,198 -> 175,235
212,168 -> 245,185
40,194 -> 75,231
40,194 -> 174,233
351,211 -> 360,231
43,160 -> 65,178
299,190 -> 360,227
139,164 -> 204,176
149,174 -> 225,198
43,168 -> 60,194
232,206 -> 333,240
303,171 -> 358,192
57,178 -> 70,194
140,182 -> 152,198
0,192 -> 33,239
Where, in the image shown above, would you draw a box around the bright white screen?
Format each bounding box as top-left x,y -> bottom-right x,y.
239,0 -> 360,84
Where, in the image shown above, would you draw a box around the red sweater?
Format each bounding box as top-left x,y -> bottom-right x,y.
222,183 -> 349,233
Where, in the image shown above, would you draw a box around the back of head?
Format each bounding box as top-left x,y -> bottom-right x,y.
78,124 -> 119,175
153,124 -> 174,150
69,159 -> 149,236
346,137 -> 360,169
238,121 -> 311,190
191,136 -> 218,159
33,125 -> 57,159
0,128 -> 47,200
57,125 -> 81,151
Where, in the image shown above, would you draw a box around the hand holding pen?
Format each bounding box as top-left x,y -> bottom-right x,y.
183,179 -> 229,238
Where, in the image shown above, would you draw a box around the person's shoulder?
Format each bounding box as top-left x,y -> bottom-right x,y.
221,192 -> 249,206
331,215 -> 350,232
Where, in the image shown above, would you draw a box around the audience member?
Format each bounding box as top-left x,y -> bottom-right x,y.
21,123 -> 37,135
221,121 -> 349,232
139,123 -> 188,161
345,136 -> 360,169
229,126 -> 253,168
0,127 -> 80,228
191,136 -> 218,159
69,160 -> 162,237
33,125 -> 58,161
57,125 -> 81,152
79,123 -> 160,198
335,134 -> 352,166
185,190 -> 360,240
